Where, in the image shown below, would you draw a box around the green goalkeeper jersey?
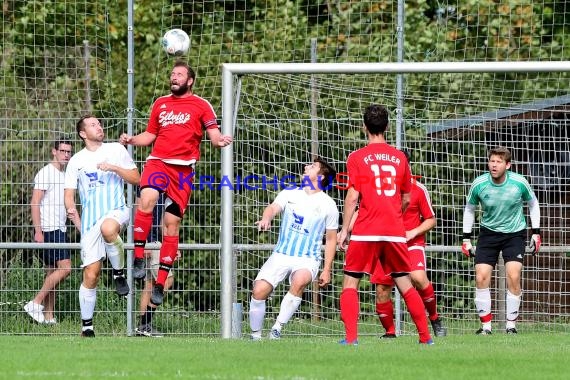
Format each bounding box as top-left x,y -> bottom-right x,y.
466,171 -> 535,234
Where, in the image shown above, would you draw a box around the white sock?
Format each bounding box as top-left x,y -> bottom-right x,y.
274,292 -> 302,328
475,288 -> 492,330
506,290 -> 521,323
105,236 -> 124,270
474,288 -> 492,318
79,284 -> 97,321
249,297 -> 266,334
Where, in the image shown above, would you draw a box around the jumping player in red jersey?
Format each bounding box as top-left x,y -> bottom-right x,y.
337,104 -> 432,345
120,61 -> 232,306
367,150 -> 446,338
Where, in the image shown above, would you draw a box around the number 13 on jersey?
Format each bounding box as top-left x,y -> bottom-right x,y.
370,164 -> 396,196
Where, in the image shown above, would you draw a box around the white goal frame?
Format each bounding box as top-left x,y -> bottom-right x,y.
219,61 -> 570,338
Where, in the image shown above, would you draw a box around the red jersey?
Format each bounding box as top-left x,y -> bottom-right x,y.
146,94 -> 218,164
404,179 -> 435,247
348,143 -> 411,239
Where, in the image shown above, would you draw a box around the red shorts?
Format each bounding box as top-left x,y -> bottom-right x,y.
140,159 -> 194,215
370,246 -> 426,285
344,240 -> 411,279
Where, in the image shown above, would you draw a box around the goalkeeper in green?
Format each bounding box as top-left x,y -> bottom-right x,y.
462,146 -> 541,335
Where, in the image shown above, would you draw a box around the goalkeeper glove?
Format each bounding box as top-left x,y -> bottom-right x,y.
461,239 -> 475,258
529,230 -> 541,255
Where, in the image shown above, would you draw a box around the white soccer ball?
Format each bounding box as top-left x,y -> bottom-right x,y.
162,29 -> 190,56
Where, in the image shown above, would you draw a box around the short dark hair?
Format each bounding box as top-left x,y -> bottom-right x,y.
76,114 -> 98,141
53,138 -> 72,149
174,60 -> 196,89
489,146 -> 512,163
363,104 -> 389,135
314,156 -> 337,189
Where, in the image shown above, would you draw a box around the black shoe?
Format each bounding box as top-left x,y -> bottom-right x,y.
475,328 -> 492,335
113,275 -> 130,297
506,327 -> 518,334
135,324 -> 164,338
430,318 -> 447,337
133,258 -> 146,280
380,333 -> 397,339
81,329 -> 95,338
150,284 -> 164,305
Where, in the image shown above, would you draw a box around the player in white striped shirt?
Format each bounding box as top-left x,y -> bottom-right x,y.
249,157 -> 339,340
64,115 -> 140,337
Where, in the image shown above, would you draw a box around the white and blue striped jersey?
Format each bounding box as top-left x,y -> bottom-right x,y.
64,142 -> 137,234
272,189 -> 338,260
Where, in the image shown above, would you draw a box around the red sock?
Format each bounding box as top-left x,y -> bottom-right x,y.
480,313 -> 493,323
133,209 -> 153,259
418,283 -> 439,321
340,288 -> 359,342
375,301 -> 396,335
402,288 -> 431,343
156,235 -> 179,286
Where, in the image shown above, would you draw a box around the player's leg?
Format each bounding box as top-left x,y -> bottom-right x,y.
383,242 -> 431,344
340,241 -> 377,345
152,204 -> 182,305
79,260 -> 102,337
101,216 -> 129,297
137,244 -> 173,337
371,263 -> 396,337
409,246 -> 447,336
133,182 -> 161,278
473,229 -> 500,334
474,263 -> 494,334
502,230 -> 525,334
375,284 -> 396,337
270,258 -> 318,339
249,253 -> 288,340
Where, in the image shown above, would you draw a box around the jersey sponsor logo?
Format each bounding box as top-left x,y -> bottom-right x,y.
290,212 -> 309,234
158,110 -> 191,127
85,171 -> 105,188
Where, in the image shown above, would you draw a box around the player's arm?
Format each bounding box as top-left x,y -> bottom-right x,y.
254,202 -> 282,231
30,189 -> 45,243
119,131 -> 156,146
528,195 -> 541,254
407,216 -> 436,242
97,162 -> 140,185
206,127 -> 233,148
461,203 -> 476,257
64,188 -> 81,230
318,229 -> 338,287
338,187 -> 359,251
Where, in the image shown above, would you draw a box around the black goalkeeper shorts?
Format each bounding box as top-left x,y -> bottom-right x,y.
474,227 -> 526,267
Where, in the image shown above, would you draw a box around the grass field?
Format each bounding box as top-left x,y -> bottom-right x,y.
2,333 -> 568,379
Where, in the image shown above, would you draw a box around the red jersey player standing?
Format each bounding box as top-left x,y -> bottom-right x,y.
120,61 -> 232,306
369,150 -> 446,338
337,104 -> 432,345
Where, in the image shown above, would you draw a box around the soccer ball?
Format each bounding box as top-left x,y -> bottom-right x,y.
162,29 -> 190,56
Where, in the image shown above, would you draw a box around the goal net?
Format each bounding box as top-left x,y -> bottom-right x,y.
225,62 -> 570,337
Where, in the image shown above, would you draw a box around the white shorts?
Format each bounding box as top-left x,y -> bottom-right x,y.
255,252 -> 320,289
144,242 -> 173,281
80,208 -> 130,267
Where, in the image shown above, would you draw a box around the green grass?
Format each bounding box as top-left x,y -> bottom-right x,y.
2,334 -> 568,379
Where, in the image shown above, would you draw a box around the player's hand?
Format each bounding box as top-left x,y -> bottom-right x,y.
119,133 -> 133,145
255,219 -> 271,231
318,269 -> 331,288
461,239 -> 475,258
529,234 -> 541,255
218,135 -> 233,147
337,229 -> 350,252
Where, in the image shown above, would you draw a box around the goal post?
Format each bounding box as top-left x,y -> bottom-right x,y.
220,61 -> 570,339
